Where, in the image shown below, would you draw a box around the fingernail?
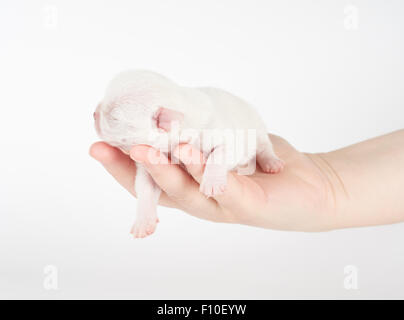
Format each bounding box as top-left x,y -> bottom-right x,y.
130,145 -> 150,163
131,154 -> 143,163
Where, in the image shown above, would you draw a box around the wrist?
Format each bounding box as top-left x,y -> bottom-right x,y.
306,152 -> 351,230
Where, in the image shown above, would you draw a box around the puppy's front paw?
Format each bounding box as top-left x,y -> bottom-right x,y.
200,175 -> 227,197
130,217 -> 158,238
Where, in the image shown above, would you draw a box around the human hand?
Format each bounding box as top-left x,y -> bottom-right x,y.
90,134 -> 341,232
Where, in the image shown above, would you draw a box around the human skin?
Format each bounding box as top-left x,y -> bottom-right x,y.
89,129 -> 404,232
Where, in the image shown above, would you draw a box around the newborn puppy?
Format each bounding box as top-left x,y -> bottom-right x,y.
94,70 -> 284,238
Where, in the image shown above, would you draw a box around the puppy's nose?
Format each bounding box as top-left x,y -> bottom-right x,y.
93,112 -> 97,120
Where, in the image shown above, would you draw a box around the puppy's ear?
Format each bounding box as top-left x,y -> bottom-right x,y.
153,107 -> 184,131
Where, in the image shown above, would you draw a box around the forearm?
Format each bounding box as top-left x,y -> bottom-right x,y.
320,130 -> 404,229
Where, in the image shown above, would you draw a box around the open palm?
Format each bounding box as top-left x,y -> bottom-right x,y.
90,134 -> 336,232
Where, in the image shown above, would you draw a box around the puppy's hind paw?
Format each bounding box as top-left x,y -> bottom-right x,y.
260,157 -> 285,174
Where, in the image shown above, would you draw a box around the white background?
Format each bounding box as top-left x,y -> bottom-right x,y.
0,0 -> 403,299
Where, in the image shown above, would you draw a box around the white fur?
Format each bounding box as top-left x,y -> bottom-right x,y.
95,70 -> 283,238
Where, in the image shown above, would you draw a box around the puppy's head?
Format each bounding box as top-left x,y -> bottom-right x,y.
94,70 -> 184,153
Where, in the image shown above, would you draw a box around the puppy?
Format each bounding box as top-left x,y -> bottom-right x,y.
94,70 -> 284,238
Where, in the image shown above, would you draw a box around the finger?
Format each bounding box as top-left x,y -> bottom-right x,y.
173,144 -> 247,211
89,142 -> 175,207
130,145 -> 224,222
90,142 -> 136,193
173,144 -> 206,184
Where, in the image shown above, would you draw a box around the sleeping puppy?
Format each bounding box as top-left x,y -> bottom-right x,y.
94,70 -> 284,238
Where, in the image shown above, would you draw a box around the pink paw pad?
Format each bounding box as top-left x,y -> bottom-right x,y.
261,158 -> 285,174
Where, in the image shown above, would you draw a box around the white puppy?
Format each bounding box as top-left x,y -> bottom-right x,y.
94,70 -> 284,238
